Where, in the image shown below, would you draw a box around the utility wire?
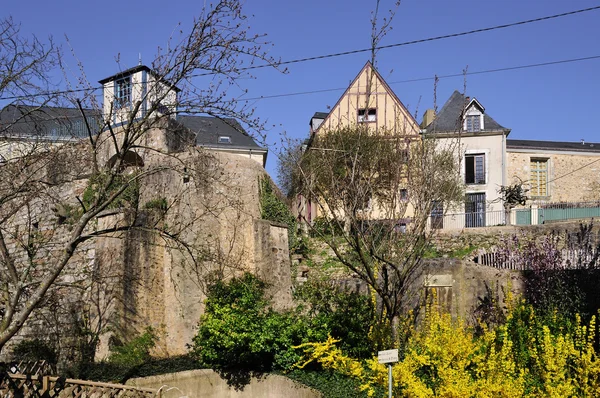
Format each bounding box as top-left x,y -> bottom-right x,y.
192,4 -> 600,76
1,5 -> 599,102
3,53 -> 600,126
244,54 -> 600,101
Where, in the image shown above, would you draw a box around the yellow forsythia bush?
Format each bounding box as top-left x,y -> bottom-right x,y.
295,302 -> 600,397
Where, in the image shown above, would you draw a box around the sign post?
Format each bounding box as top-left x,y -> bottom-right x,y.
378,349 -> 398,398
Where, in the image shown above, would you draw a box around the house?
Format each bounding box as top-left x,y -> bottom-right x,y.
296,61 -> 421,226
0,105 -> 101,162
424,92 -> 600,228
506,139 -> 600,225
300,60 -> 600,231
422,90 -> 511,228
0,65 -> 267,166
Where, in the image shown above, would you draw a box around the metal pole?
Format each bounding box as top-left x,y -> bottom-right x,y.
388,364 -> 393,398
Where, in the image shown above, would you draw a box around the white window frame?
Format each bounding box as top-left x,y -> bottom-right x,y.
465,153 -> 486,184
463,106 -> 484,132
358,108 -> 376,123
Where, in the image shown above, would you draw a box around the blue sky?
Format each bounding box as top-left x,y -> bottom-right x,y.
3,0 -> 600,181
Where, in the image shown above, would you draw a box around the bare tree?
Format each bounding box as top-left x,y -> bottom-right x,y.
295,123 -> 463,331
0,0 -> 277,356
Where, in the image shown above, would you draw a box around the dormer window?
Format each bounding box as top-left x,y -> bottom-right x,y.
358,108 -> 376,123
218,136 -> 231,144
466,115 -> 481,132
115,77 -> 132,108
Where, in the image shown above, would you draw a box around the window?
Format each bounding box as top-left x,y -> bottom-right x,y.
358,108 -> 376,123
399,189 -> 408,201
465,154 -> 485,184
400,149 -> 409,163
218,136 -> 231,144
115,77 -> 132,107
395,223 -> 407,233
465,193 -> 486,228
465,115 -> 481,132
530,158 -> 548,196
430,201 -> 444,229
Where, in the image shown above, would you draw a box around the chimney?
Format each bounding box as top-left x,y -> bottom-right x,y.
421,109 -> 435,128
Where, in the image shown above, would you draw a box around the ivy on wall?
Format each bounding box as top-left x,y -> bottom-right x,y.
259,177 -> 299,251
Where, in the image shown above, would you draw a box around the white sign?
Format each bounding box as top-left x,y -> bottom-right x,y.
378,349 -> 399,364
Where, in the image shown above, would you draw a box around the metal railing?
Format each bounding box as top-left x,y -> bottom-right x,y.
474,249 -> 600,270
432,210 -> 506,230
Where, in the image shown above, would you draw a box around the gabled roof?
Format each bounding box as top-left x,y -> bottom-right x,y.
424,90 -> 508,133
507,139 -> 600,153
177,115 -> 266,152
0,105 -> 102,141
316,61 -> 419,133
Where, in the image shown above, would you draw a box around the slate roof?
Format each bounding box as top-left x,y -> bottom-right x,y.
507,139 -> 600,153
0,105 -> 102,141
424,90 -> 508,133
312,112 -> 329,119
177,115 -> 266,151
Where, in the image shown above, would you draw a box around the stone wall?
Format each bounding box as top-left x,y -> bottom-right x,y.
507,150 -> 600,203
127,369 -> 320,398
0,130 -> 293,365
420,259 -> 524,319
91,150 -> 293,359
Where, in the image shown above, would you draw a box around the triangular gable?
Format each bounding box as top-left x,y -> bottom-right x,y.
316,61 -> 420,137
465,97 -> 485,113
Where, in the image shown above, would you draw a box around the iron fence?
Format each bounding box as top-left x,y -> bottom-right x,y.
432,210 -> 505,230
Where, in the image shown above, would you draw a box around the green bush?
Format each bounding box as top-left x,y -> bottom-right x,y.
309,217 -> 343,237
107,327 -> 157,367
11,339 -> 57,364
294,280 -> 376,359
193,273 -> 378,373
144,197 -> 168,211
193,273 -> 305,371
82,172 -> 140,210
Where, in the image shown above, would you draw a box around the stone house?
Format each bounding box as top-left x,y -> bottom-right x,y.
0,65 -> 289,365
423,92 -> 600,228
422,91 -> 511,229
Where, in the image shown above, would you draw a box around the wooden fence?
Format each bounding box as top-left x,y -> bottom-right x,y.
0,371 -> 159,398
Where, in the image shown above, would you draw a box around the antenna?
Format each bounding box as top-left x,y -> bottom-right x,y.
139,53 -> 142,66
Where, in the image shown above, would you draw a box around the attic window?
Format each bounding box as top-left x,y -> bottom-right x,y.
218,136 -> 231,144
465,115 -> 481,132
358,108 -> 376,123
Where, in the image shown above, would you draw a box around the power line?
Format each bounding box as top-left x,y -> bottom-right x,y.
243,54 -> 600,101
195,4 -> 600,75
1,5 -> 599,102
2,53 -> 599,124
